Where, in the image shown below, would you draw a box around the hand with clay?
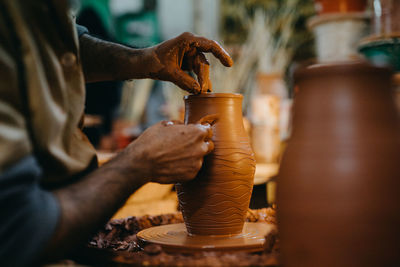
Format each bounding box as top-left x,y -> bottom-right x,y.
145,32 -> 234,93
80,32 -> 234,94
45,120 -> 213,260
120,120 -> 214,184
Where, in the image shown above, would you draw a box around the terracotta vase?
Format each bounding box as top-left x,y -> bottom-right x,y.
176,93 -> 256,236
314,0 -> 367,14
278,62 -> 400,267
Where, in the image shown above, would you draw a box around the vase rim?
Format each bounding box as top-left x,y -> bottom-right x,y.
307,12 -> 369,29
184,93 -> 243,99
294,60 -> 391,82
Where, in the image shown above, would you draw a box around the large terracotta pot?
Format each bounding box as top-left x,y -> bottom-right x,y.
314,0 -> 367,14
176,93 -> 256,236
278,62 -> 400,267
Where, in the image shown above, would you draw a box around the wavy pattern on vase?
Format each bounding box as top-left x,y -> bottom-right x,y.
179,94 -> 256,236
176,144 -> 256,235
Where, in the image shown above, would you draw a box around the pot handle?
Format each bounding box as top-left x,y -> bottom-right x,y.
198,114 -> 219,126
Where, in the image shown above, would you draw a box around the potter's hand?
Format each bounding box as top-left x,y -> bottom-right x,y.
146,32 -> 233,94
123,120 -> 214,184
79,33 -> 232,90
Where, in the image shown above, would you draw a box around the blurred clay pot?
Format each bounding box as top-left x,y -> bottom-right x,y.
314,0 -> 367,14
251,73 -> 285,164
278,61 -> 400,267
372,0 -> 400,36
176,93 -> 256,235
308,13 -> 369,62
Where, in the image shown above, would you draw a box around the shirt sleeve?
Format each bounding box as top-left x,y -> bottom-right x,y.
0,155 -> 60,266
76,24 -> 89,37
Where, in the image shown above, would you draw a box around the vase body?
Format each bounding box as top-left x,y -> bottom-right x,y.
176,93 -> 256,235
278,62 -> 400,267
314,0 -> 367,14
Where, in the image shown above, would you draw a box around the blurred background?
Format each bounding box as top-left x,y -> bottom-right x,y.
74,0 -> 314,151
72,0 -> 400,217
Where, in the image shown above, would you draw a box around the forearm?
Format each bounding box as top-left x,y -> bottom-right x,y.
79,34 -> 156,82
38,119 -> 214,262
41,151 -> 149,261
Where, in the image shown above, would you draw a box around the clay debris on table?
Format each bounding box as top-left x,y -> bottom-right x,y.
87,208 -> 279,267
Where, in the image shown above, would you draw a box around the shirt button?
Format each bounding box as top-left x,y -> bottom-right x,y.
61,52 -> 77,67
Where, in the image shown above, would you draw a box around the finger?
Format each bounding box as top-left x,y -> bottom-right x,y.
181,48 -> 197,71
206,77 -> 212,93
170,120 -> 184,125
198,114 -> 219,126
186,159 -> 203,181
202,124 -> 213,141
193,123 -> 212,141
205,140 -> 214,154
170,69 -> 201,94
193,53 -> 211,93
190,37 -> 234,67
162,159 -> 202,182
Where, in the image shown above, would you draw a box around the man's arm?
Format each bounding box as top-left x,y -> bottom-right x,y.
40,121 -> 213,262
41,151 -> 147,261
79,34 -> 152,83
79,32 -> 233,93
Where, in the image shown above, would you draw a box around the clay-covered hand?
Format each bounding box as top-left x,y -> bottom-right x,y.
144,32 -> 233,94
122,120 -> 214,184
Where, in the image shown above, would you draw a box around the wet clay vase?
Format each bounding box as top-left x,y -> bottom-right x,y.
278,61 -> 400,267
176,93 -> 256,235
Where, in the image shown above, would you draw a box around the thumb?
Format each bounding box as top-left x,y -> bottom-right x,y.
169,69 -> 201,94
193,53 -> 212,93
198,114 -> 219,126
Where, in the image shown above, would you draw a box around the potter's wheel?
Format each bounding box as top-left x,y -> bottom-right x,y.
137,222 -> 275,253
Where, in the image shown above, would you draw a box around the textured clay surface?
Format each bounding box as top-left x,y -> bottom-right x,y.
136,222 -> 276,253
176,93 -> 256,235
84,208 -> 279,267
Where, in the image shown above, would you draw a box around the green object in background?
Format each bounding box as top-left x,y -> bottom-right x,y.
78,0 -> 114,37
359,37 -> 400,71
77,0 -> 159,47
115,12 -> 159,47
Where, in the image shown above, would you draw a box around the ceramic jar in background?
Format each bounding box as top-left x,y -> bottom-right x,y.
372,0 -> 400,37
278,62 -> 400,267
251,73 -> 293,164
176,93 -> 256,236
314,0 -> 367,14
308,14 -> 369,62
358,0 -> 400,71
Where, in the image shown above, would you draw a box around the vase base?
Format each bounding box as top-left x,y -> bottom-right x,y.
137,222 -> 275,253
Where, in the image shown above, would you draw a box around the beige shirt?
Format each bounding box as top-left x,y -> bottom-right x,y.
0,0 -> 97,186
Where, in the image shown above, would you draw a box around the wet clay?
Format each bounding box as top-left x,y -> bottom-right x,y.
90,209 -> 279,266
137,222 -> 275,253
176,93 -> 256,236
277,61 -> 400,267
150,32 -> 233,94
